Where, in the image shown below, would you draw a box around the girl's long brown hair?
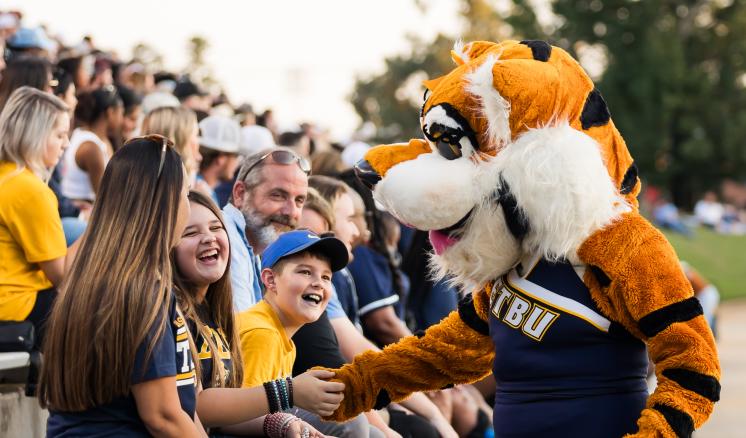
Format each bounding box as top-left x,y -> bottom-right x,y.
39,135 -> 185,411
172,190 -> 243,388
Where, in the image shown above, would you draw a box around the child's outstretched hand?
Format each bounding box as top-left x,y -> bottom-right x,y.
293,369 -> 345,417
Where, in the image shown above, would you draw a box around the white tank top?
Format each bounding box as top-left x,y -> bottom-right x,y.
61,129 -> 110,201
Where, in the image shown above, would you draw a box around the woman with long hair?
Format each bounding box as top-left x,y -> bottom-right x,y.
0,87 -> 70,346
172,190 -> 345,437
40,135 -> 205,437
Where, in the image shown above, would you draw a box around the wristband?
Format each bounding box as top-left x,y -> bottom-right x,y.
286,376 -> 294,408
263,380 -> 281,413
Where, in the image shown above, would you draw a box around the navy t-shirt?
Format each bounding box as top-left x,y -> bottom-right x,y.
192,314 -> 233,389
47,295 -> 197,437
331,267 -> 359,325
347,246 -> 402,318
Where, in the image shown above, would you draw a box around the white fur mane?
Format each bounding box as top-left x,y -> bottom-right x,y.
496,123 -> 630,263
465,56 -> 511,152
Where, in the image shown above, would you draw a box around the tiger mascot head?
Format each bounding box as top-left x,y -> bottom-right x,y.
356,40 -> 640,287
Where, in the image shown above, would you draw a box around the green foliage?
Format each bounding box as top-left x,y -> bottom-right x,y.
349,0 -> 533,143
350,0 -> 746,208
663,227 -> 746,301
553,0 -> 746,208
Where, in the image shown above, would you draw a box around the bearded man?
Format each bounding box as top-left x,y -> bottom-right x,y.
223,147 -> 310,311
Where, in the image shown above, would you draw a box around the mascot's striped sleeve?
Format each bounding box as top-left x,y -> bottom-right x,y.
579,213 -> 720,438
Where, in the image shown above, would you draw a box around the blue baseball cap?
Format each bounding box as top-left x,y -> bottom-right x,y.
261,230 -> 349,272
7,27 -> 56,51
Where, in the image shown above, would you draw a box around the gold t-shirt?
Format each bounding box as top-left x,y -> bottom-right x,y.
236,300 -> 296,387
0,162 -> 66,320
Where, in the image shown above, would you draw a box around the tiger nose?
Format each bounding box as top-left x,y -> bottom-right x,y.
354,159 -> 382,189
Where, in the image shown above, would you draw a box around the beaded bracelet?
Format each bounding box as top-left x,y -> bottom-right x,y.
280,415 -> 300,437
277,378 -> 289,410
286,376 -> 294,408
263,412 -> 298,438
263,380 -> 281,413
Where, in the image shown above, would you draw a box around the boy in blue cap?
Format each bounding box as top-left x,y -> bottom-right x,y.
237,230 -> 349,391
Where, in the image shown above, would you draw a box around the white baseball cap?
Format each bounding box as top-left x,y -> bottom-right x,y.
199,115 -> 241,154
239,125 -> 276,156
141,92 -> 180,115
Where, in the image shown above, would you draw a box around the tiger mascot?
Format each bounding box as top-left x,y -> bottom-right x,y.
321,40 -> 720,437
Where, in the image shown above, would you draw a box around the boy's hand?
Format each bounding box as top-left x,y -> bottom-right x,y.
293,369 -> 345,417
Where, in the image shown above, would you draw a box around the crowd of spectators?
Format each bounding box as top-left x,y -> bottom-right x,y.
0,11 -> 494,438
645,186 -> 746,237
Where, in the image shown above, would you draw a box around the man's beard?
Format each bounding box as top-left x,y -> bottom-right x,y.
241,203 -> 297,249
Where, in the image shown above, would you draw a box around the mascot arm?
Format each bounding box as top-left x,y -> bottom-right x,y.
320,288 -> 495,422
579,212 -> 720,438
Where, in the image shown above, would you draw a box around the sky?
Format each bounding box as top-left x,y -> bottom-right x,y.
8,0 -> 462,141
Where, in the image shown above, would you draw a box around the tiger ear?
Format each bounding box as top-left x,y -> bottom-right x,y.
451,41 -> 499,65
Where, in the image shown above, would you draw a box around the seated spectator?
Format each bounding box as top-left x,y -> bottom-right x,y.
51,68 -> 78,115
40,135 -> 204,436
234,102 -> 256,127
141,106 -> 201,182
717,204 -> 746,235
400,228 -> 459,332
256,108 -> 279,140
694,191 -> 724,229
307,176 -> 362,327
174,77 -> 210,113
57,54 -> 94,92
298,187 -> 335,234
171,191 -> 344,436
310,149 -> 345,177
224,147 -> 310,311
652,198 -> 691,236
0,87 -> 70,346
236,231 -> 348,433
0,55 -> 52,111
197,114 -> 241,205
278,131 -> 311,159
115,83 -> 143,144
292,179 -> 385,437
61,85 -> 123,203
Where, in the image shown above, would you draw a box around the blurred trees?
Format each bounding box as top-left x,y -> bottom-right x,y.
186,35 -> 219,90
351,0 -> 746,208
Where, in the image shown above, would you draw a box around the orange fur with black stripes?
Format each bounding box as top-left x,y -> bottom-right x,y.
320,40 -> 719,437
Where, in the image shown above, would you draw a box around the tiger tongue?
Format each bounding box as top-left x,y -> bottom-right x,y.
429,230 -> 459,255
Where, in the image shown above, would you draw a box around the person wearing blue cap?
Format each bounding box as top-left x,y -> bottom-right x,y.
235,230 -> 348,434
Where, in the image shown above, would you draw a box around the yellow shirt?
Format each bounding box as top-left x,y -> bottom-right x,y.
236,300 -> 296,388
0,162 -> 66,320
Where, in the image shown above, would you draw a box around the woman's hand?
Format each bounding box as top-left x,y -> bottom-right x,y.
293,369 -> 345,417
284,419 -> 332,438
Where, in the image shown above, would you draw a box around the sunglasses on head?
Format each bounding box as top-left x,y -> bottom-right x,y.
240,149 -> 311,181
